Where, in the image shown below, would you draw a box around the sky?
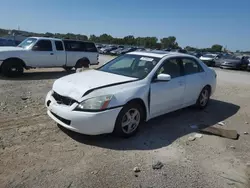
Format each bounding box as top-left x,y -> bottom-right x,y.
0,0 -> 250,51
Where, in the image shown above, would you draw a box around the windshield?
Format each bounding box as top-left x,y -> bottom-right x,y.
18,38 -> 37,49
99,54 -> 160,79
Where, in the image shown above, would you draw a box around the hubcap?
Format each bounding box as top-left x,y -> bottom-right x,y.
200,89 -> 209,106
121,108 -> 140,134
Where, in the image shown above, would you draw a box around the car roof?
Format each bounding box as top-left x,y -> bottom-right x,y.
128,50 -> 195,59
30,37 -> 62,41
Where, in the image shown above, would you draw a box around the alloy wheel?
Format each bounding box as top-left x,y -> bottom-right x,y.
121,108 -> 141,134
200,89 -> 209,107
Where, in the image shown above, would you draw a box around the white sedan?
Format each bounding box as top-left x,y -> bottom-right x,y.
45,51 -> 217,137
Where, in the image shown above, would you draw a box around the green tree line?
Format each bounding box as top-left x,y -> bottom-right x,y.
0,28 -> 228,52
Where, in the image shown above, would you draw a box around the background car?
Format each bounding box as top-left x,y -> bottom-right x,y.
110,47 -> 124,55
0,38 -> 17,46
100,46 -> 117,54
170,49 -> 187,53
214,54 -> 235,67
187,51 -> 203,58
220,56 -> 249,70
199,53 -> 219,66
120,47 -> 137,54
247,62 -> 250,71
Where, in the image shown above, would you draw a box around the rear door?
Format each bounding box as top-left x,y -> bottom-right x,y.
181,57 -> 206,106
53,40 -> 66,67
30,39 -> 56,67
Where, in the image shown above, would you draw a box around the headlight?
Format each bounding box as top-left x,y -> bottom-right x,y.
75,95 -> 113,111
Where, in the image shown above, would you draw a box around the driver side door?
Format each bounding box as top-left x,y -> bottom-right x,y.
150,58 -> 186,118
29,39 -> 56,67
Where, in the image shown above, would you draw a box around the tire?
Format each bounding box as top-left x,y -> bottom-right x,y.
113,102 -> 144,138
75,58 -> 90,69
196,86 -> 210,109
1,59 -> 24,77
63,67 -> 73,72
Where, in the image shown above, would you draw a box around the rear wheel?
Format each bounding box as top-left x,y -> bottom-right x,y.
75,58 -> 90,70
113,102 -> 144,138
2,60 -> 24,77
196,86 -> 210,109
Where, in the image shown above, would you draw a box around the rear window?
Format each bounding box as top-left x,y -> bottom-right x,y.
84,42 -> 98,52
64,40 -> 85,51
63,40 -> 97,52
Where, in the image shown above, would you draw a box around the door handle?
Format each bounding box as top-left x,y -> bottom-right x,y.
50,53 -> 54,55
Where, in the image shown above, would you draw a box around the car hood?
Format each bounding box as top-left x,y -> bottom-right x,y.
52,69 -> 137,101
222,59 -> 241,64
0,46 -> 24,52
200,56 -> 214,61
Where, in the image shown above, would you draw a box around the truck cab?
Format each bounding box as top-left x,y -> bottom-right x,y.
0,37 -> 99,77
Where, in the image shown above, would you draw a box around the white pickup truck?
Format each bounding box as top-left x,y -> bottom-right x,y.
0,37 -> 99,77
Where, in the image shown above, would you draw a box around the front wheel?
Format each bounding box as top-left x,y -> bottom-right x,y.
196,86 -> 210,109
2,60 -> 24,77
113,103 -> 144,138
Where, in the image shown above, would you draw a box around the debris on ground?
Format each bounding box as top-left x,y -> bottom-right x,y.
190,124 -> 198,129
133,167 -> 140,173
246,163 -> 250,167
246,122 -> 249,124
244,132 -> 249,135
199,126 -> 238,140
134,174 -> 138,177
188,136 -> 196,141
227,182 -> 235,185
21,96 -> 29,100
91,170 -> 98,175
230,146 -> 236,149
218,121 -> 225,126
152,161 -> 164,170
194,133 -> 203,138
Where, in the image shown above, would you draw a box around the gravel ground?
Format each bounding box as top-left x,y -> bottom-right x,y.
0,55 -> 250,188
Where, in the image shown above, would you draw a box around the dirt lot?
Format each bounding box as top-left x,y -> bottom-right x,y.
0,55 -> 250,188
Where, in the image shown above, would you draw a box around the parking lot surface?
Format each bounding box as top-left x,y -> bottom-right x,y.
0,55 -> 250,188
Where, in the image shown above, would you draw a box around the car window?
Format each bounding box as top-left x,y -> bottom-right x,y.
182,58 -> 204,75
55,41 -> 64,51
84,42 -> 98,52
34,40 -> 52,51
157,58 -> 182,79
70,42 -> 84,51
64,41 -> 85,51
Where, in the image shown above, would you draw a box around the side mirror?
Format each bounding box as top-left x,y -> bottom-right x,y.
156,73 -> 171,82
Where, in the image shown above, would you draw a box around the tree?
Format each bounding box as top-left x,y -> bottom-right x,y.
123,35 -> 135,45
184,46 -> 197,51
160,36 -> 179,49
99,34 -> 113,44
211,44 -> 223,52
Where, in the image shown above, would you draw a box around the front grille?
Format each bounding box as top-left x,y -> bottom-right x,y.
51,111 -> 71,125
52,92 -> 77,106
